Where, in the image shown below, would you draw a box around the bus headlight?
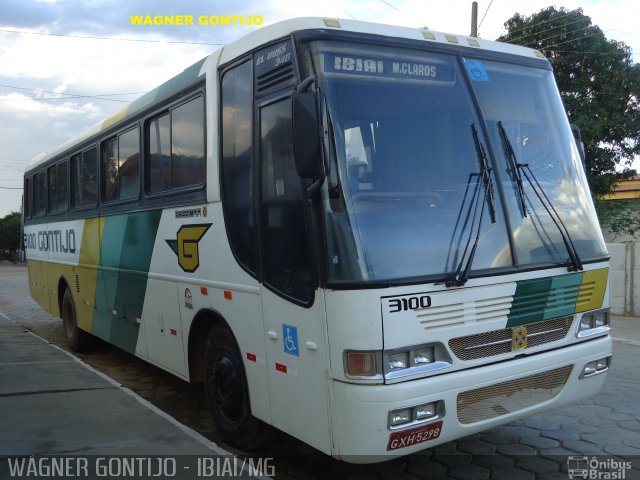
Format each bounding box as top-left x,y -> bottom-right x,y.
344,344 -> 451,382
414,347 -> 435,365
388,352 -> 410,371
576,308 -> 610,338
383,343 -> 452,381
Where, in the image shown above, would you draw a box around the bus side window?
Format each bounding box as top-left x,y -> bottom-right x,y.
24,176 -> 32,219
149,113 -> 171,193
71,147 -> 98,209
148,96 -> 205,193
48,161 -> 68,215
34,171 -> 46,217
221,60 -> 256,273
260,98 -> 314,303
102,127 -> 140,203
171,96 -> 205,189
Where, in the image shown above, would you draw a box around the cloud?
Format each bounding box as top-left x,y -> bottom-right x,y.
0,0 -> 638,217
0,0 -> 275,44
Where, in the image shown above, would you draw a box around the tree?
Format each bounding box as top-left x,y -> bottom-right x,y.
498,7 -> 640,198
0,211 -> 21,258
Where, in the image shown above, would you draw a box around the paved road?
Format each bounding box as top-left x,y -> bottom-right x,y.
1,264 -> 639,479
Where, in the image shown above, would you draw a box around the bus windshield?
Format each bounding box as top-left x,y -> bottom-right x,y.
304,40 -> 607,284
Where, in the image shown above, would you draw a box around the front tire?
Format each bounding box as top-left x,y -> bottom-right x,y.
62,288 -> 93,352
203,323 -> 271,450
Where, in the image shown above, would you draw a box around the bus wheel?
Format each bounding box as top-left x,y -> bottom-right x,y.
204,324 -> 270,450
62,288 -> 93,352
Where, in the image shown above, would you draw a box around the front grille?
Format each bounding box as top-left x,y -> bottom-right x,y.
417,295 -> 512,331
449,315 -> 573,361
457,365 -> 573,424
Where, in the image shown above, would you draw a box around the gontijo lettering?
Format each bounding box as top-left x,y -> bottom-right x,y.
130,14 -> 263,26
24,229 -> 76,253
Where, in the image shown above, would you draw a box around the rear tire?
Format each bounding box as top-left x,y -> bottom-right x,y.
203,323 -> 271,450
62,288 -> 93,352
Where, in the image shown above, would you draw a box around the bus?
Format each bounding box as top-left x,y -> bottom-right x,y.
23,18 -> 612,462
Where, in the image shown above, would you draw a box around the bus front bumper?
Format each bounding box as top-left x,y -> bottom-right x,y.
330,336 -> 611,463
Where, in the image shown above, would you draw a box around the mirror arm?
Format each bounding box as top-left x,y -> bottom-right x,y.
297,75 -> 316,93
305,177 -> 325,200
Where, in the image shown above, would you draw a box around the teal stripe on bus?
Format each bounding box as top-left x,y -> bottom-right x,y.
92,210 -> 162,354
507,273 -> 582,327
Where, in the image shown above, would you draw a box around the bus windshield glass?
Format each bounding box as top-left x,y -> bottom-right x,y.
303,41 -> 606,284
463,58 -> 607,267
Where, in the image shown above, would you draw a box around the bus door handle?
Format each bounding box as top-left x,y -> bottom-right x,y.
267,330 -> 278,340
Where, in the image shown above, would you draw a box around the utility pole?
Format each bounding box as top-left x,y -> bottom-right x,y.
471,1 -> 478,37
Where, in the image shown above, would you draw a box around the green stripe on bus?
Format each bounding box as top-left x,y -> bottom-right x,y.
544,273 -> 582,320
92,210 -> 162,354
507,273 -> 582,327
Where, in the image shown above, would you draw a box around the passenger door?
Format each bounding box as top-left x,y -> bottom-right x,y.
258,96 -> 331,454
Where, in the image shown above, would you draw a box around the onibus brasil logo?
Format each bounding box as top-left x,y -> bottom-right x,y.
166,224 -> 212,272
567,456 -> 632,479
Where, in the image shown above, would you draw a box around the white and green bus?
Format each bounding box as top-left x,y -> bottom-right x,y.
24,18 -> 612,462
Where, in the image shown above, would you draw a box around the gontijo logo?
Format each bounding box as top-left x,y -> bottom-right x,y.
166,224 -> 212,273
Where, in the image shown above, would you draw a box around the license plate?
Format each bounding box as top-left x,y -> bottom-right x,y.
386,420 -> 443,451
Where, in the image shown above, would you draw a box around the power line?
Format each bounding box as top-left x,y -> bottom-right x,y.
0,165 -> 24,172
545,28 -> 620,50
0,95 -> 127,103
477,0 -> 495,31
503,10 -> 578,38
523,23 -> 605,48
552,49 -> 634,56
0,186 -> 23,190
507,17 -> 586,45
377,0 -> 422,27
0,28 -> 223,46
378,0 -> 404,14
0,83 -> 145,103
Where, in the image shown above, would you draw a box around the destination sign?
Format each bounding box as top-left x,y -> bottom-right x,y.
323,53 -> 454,82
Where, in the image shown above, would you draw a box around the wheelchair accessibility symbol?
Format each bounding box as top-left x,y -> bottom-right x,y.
282,324 -> 299,357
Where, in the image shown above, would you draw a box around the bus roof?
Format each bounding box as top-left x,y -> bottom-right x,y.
26,17 -> 543,173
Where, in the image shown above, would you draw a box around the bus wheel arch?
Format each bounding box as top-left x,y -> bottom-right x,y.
187,309 -> 224,384
194,314 -> 272,449
57,276 -> 70,318
61,286 -> 93,352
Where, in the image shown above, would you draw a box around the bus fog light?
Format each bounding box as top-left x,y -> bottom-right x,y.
389,408 -> 412,426
415,402 -> 436,420
596,358 -> 609,371
581,356 -> 610,378
388,352 -> 409,371
414,347 -> 435,365
583,361 -> 597,376
346,351 -> 377,376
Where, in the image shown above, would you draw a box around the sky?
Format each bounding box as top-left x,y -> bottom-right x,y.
1,0 -> 638,218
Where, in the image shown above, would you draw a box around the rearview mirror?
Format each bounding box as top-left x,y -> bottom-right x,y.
292,90 -> 324,178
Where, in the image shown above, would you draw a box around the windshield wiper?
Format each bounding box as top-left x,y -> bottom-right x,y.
497,121 -> 527,217
496,122 -> 583,272
445,124 -> 496,287
473,124 -> 497,224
